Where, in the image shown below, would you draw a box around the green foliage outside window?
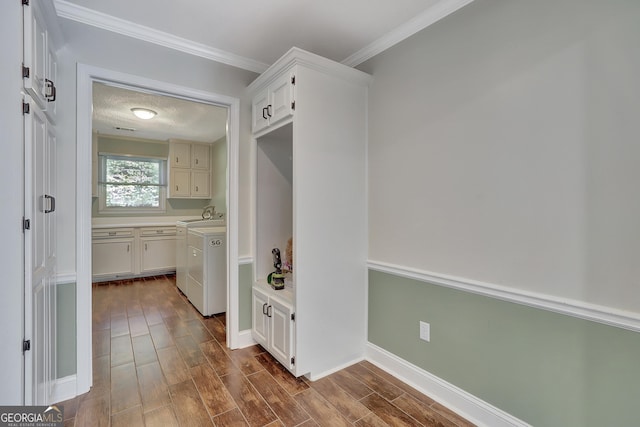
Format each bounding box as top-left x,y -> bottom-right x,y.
101,156 -> 166,209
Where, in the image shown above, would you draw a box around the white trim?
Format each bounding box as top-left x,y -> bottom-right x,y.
365,342 -> 530,427
235,329 -> 256,349
368,260 -> 640,333
306,356 -> 365,382
76,64 -> 241,396
238,256 -> 253,265
54,0 -> 268,74
51,375 -> 76,404
55,272 -> 76,285
341,0 -> 477,67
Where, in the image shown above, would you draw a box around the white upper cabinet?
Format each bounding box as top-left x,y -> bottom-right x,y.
252,71 -> 295,134
191,144 -> 210,170
23,1 -> 58,113
170,140 -> 191,168
168,140 -> 211,199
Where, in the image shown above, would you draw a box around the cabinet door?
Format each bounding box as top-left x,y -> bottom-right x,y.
170,141 -> 191,168
92,239 -> 134,277
23,2 -> 48,107
170,168 -> 191,197
269,298 -> 294,370
252,288 -> 269,348
191,144 -> 210,170
191,171 -> 211,198
43,46 -> 58,123
252,88 -> 270,133
140,237 -> 176,273
269,72 -> 294,126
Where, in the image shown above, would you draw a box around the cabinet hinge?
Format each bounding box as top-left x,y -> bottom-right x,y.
23,218 -> 31,232
291,313 -> 295,321
22,0 -> 29,5
291,75 -> 295,85
22,102 -> 30,115
23,340 -> 31,353
291,356 -> 295,365
22,64 -> 30,78
291,100 -> 295,110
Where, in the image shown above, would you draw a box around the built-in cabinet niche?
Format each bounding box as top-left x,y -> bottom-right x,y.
249,47 -> 371,379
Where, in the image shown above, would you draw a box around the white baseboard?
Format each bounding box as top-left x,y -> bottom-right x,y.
365,342 -> 530,427
234,329 -> 257,349
52,375 -> 77,404
307,355 -> 365,381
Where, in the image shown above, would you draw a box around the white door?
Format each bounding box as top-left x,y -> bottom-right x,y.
24,99 -> 56,405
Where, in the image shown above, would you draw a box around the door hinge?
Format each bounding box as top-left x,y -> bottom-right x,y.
291,100 -> 295,110
23,218 -> 31,231
291,75 -> 295,85
22,102 -> 30,115
291,356 -> 295,365
22,64 -> 30,78
291,313 -> 295,321
22,0 -> 29,5
23,340 -> 31,352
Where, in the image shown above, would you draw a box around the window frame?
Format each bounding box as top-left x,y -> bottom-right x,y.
97,153 -> 167,214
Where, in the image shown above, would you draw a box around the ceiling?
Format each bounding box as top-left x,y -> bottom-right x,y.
64,0 -> 474,142
92,83 -> 228,143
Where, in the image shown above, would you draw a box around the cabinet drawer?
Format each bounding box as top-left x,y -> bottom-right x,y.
140,226 -> 176,237
92,228 -> 134,239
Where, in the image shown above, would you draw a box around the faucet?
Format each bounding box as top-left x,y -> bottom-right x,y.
201,205 -> 216,219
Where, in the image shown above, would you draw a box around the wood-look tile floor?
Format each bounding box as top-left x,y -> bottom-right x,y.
57,275 -> 475,427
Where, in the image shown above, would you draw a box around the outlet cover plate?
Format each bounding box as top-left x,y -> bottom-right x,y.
419,321 -> 430,342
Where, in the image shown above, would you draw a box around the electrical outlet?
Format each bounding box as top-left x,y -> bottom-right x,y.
419,321 -> 430,342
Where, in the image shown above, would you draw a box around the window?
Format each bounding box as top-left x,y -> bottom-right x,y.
99,154 -> 167,213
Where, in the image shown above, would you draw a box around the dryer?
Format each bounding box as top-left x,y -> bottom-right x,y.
186,226 -> 227,316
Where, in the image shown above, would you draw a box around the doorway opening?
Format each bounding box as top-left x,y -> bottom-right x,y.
76,64 -> 240,395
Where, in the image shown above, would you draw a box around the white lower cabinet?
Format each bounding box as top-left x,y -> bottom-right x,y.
92,237 -> 134,278
92,226 -> 176,280
140,227 -> 177,274
252,284 -> 295,372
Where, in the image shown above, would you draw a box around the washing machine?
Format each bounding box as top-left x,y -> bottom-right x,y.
186,226 -> 227,316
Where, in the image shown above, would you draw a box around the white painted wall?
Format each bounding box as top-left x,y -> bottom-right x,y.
0,1 -> 26,403
360,0 -> 640,313
55,19 -> 258,277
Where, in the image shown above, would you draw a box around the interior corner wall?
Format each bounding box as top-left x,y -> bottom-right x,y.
360,0 -> 640,425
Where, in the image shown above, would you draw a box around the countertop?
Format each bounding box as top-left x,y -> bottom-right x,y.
92,216 -> 202,229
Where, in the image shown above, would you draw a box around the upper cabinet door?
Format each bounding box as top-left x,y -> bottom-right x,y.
23,3 -> 48,108
191,144 -> 210,170
269,72 -> 295,126
252,88 -> 270,134
170,141 -> 191,168
251,70 -> 295,134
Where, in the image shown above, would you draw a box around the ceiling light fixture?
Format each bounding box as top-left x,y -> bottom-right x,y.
131,108 -> 157,120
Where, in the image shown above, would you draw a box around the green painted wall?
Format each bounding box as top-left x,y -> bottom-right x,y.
239,263 -> 253,331
368,270 -> 640,427
56,282 -> 76,378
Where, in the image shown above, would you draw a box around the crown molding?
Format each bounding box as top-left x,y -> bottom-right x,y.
54,0 -> 269,74
341,0 -> 476,67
